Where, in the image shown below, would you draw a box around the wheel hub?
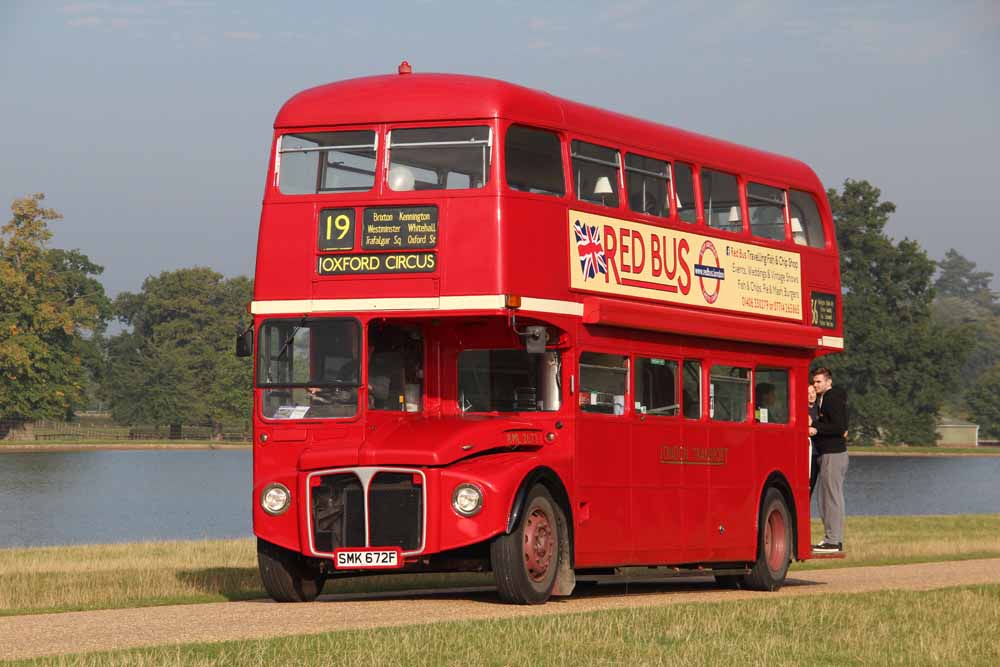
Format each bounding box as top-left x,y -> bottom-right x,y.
523,507 -> 554,581
764,507 -> 788,572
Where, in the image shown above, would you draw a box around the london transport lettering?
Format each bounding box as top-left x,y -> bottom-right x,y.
569,210 -> 803,320
659,445 -> 728,465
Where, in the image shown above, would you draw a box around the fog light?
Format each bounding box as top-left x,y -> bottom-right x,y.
452,483 -> 484,517
261,483 -> 291,515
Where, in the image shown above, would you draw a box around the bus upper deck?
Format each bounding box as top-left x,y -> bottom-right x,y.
251,69 -> 841,353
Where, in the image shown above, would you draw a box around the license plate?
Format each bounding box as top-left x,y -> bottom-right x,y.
333,547 -> 403,570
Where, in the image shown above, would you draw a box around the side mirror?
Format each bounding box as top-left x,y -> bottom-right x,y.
235,329 -> 253,357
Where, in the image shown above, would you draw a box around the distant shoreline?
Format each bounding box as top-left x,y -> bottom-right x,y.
0,442 -> 250,453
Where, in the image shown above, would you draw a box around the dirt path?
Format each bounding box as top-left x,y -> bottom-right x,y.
2,558 -> 999,661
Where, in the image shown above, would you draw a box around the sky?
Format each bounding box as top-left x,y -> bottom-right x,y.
2,0 -> 999,298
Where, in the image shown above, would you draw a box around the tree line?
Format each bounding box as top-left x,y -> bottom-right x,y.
1,187 -> 998,443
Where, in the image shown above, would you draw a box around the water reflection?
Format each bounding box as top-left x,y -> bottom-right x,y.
0,450 -> 250,548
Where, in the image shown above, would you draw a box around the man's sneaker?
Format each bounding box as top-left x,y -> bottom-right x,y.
812,541 -> 843,553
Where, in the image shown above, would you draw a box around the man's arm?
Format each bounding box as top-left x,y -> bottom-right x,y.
815,387 -> 848,436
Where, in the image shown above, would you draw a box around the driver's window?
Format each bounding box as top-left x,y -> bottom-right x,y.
634,357 -> 679,416
368,323 -> 423,411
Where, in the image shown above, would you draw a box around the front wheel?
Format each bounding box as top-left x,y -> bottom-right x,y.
257,538 -> 326,602
741,487 -> 792,591
491,485 -> 565,604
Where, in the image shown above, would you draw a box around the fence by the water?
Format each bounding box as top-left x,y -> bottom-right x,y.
0,415 -> 250,442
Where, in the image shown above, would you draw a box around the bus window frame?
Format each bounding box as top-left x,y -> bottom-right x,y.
255,315 -> 364,425
745,176 -> 792,246
788,187 -> 831,252
633,354 -> 681,418
708,360 -> 754,424
383,121 -> 498,195
270,124 -> 383,199
568,135 -> 625,213
501,121 -> 571,200
623,150 -> 675,223
577,350 -> 631,417
753,365 -> 791,426
699,166 -> 748,238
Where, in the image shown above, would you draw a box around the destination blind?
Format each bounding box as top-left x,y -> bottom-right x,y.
361,206 -> 438,250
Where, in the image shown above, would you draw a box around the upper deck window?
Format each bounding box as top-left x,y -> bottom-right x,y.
675,163 -> 697,224
387,126 -> 490,191
277,131 -> 377,195
702,169 -> 742,233
625,154 -> 670,218
505,125 -> 565,196
789,189 -> 827,248
572,141 -> 621,208
747,182 -> 787,242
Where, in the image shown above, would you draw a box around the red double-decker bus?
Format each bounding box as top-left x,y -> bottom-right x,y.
241,63 -> 842,604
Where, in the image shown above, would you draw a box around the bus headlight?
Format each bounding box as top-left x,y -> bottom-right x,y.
261,483 -> 291,515
452,483 -> 484,517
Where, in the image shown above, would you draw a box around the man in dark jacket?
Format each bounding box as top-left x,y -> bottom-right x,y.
809,367 -> 848,553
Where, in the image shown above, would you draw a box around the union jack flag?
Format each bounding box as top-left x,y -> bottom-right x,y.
574,220 -> 606,281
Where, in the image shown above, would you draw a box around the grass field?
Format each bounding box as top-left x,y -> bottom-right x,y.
3,514 -> 999,617
8,584 -> 1000,666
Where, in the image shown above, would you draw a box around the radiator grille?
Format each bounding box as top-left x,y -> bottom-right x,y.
308,468 -> 425,555
310,473 -> 365,553
369,472 -> 423,551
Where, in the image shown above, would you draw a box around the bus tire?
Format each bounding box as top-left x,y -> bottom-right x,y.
742,487 -> 792,591
257,538 -> 325,602
491,485 -> 564,604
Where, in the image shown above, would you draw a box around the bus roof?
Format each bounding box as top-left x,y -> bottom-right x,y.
275,72 -> 822,190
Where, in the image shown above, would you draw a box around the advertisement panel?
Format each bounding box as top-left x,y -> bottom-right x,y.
568,210 -> 803,321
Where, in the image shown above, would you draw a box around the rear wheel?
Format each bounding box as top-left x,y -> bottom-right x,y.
741,487 -> 792,591
491,485 -> 565,605
257,538 -> 325,602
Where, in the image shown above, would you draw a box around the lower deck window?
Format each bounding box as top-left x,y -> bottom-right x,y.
257,318 -> 360,420
579,352 -> 628,414
710,365 -> 750,422
755,368 -> 789,424
635,357 -> 678,416
368,323 -> 423,412
458,350 -> 561,412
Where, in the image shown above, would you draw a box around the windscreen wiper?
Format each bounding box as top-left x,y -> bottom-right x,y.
275,318 -> 307,361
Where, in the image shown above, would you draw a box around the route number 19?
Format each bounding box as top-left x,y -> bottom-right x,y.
318,208 -> 355,251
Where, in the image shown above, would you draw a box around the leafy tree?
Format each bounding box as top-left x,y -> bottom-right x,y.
930,250 -> 1000,413
0,194 -> 110,436
966,363 -> 1000,440
935,248 -> 997,311
105,267 -> 252,437
820,180 -> 970,445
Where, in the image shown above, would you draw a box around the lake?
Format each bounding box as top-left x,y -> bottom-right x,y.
0,450 -> 998,548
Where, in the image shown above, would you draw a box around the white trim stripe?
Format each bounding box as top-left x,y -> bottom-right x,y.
820,336 -> 844,349
249,295 -> 582,317
521,297 -> 584,316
